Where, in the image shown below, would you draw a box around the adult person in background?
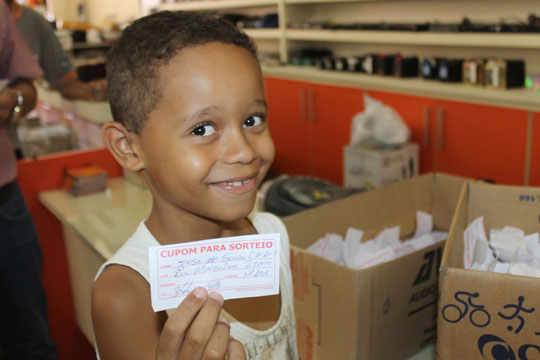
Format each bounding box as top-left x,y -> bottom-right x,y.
0,1 -> 58,359
5,0 -> 107,159
5,0 -> 107,101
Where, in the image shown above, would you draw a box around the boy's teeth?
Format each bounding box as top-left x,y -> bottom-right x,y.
226,179 -> 250,187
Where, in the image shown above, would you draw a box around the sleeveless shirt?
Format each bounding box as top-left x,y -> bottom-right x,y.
95,212 -> 299,360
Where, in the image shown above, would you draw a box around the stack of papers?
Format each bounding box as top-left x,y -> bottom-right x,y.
464,217 -> 540,277
306,211 -> 447,270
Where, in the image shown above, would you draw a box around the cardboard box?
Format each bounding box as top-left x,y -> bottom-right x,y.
283,173 -> 465,360
344,143 -> 419,189
437,182 -> 540,359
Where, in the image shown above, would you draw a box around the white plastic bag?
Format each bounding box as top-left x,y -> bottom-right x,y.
350,93 -> 410,147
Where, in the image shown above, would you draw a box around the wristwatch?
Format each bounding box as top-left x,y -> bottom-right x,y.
11,90 -> 23,121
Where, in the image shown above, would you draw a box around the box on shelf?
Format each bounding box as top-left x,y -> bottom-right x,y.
64,165 -> 108,196
283,173 -> 465,360
437,182 -> 540,359
344,143 -> 419,189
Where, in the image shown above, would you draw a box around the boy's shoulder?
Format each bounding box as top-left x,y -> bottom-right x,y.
91,264 -> 167,358
92,264 -> 152,319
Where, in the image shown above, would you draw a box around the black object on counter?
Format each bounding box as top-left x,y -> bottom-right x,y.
377,54 -> 396,76
334,57 -> 350,71
348,56 -> 366,72
438,59 -> 463,82
290,48 -> 333,67
505,60 -> 526,88
317,55 -> 336,70
363,54 -> 379,74
394,55 -> 419,78
263,176 -> 362,216
422,58 -> 439,79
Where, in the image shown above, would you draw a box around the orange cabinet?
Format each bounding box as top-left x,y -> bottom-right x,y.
266,78 -> 530,186
265,77 -> 364,185
434,100 -> 528,185
367,91 -> 529,185
264,78 -> 311,177
530,112 -> 540,186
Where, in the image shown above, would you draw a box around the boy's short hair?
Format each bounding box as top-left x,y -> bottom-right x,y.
106,11 -> 258,133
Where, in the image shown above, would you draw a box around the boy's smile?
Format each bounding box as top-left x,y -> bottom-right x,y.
133,42 -> 274,234
209,175 -> 258,194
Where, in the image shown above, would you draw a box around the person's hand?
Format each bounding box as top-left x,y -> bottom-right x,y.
59,78 -> 107,101
0,87 -> 18,124
88,78 -> 108,100
156,287 -> 246,360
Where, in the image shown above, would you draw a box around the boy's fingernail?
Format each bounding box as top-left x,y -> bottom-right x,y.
217,316 -> 230,326
192,287 -> 207,300
208,292 -> 224,304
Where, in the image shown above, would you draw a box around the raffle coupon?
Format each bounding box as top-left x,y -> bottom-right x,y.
149,233 -> 280,312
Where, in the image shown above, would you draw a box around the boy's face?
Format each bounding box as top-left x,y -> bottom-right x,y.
135,42 -> 274,223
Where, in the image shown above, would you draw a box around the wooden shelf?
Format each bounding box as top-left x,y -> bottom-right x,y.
71,42 -> 114,50
158,0 -> 540,111
285,29 -> 540,49
244,28 -> 282,39
262,65 -> 540,111
160,0 -> 277,11
285,0 -> 372,4
158,1 -> 540,52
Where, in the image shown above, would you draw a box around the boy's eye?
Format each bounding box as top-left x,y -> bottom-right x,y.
192,124 -> 216,137
243,114 -> 265,128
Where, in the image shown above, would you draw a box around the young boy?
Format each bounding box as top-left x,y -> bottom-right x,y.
92,10 -> 298,360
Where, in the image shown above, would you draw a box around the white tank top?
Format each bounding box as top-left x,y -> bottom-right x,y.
95,212 -> 299,360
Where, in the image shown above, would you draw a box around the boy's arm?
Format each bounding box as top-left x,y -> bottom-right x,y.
92,265 -> 165,359
91,265 -> 245,360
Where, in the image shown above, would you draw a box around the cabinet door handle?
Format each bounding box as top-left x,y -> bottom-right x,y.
423,106 -> 430,147
308,89 -> 315,123
300,88 -> 307,121
437,107 -> 445,150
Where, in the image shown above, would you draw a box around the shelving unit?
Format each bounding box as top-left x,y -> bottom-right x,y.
160,0 -> 278,11
244,28 -> 282,39
262,65 -> 540,111
158,0 -> 540,110
285,29 -> 540,49
285,0 -> 368,4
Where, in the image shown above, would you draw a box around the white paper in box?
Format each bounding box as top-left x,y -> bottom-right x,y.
285,173 -> 466,360
438,182 -> 540,359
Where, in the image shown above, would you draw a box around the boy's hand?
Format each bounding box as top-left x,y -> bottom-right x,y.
156,287 -> 246,360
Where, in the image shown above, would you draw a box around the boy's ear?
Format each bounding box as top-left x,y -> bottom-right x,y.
101,121 -> 145,171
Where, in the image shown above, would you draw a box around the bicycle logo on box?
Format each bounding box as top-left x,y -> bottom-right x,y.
441,291 -> 540,359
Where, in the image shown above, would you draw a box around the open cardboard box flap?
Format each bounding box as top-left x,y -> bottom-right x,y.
438,181 -> 540,359
284,173 -> 466,360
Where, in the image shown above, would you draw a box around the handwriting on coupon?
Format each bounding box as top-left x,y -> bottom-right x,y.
149,233 -> 280,312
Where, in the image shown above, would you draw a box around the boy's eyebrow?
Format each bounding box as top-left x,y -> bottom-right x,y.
253,99 -> 268,110
188,100 -> 267,122
189,106 -> 219,122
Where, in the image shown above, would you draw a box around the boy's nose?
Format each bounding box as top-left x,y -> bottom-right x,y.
221,128 -> 257,165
